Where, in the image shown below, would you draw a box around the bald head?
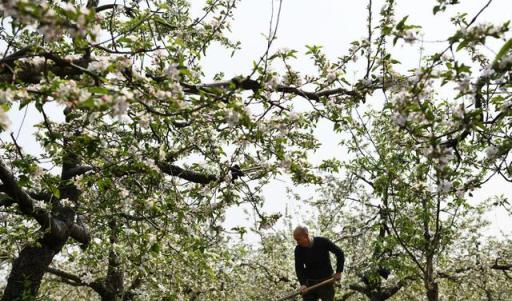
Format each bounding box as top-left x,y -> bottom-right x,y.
293,226 -> 308,237
293,225 -> 311,247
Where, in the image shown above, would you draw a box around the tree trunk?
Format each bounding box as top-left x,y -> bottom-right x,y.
426,281 -> 439,301
2,235 -> 67,301
102,219 -> 124,301
2,132 -> 88,300
425,255 -> 439,301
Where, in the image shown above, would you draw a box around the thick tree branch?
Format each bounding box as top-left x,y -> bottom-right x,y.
0,159 -> 41,219
491,263 -> 512,271
0,52 -> 94,84
157,161 -> 218,184
95,4 -> 134,16
47,267 -> 106,294
184,77 -> 360,102
0,196 -> 15,208
69,223 -> 91,246
0,159 -> 90,245
61,166 -> 94,180
47,267 -> 83,284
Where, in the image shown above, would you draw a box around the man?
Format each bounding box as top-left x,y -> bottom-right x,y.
293,226 -> 344,301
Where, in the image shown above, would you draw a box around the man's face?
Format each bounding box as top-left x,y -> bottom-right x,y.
294,232 -> 310,247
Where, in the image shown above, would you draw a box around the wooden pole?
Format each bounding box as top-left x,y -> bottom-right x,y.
274,277 -> 336,301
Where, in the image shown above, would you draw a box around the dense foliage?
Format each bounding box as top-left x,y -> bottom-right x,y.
0,0 -> 511,300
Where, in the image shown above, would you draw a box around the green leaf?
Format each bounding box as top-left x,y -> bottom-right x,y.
150,242 -> 161,253
456,39 -> 469,51
396,16 -> 409,31
0,103 -> 10,112
88,87 -> 110,94
493,38 -> 512,64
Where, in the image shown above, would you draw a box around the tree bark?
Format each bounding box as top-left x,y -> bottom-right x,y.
424,255 -> 439,301
102,219 -> 124,301
2,237 -> 67,300
2,132 -> 89,300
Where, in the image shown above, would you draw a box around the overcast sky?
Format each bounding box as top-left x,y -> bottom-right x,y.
3,0 -> 511,242
190,0 -> 512,240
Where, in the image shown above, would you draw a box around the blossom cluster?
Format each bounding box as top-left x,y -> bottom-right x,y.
459,22 -> 510,41
1,0 -> 100,42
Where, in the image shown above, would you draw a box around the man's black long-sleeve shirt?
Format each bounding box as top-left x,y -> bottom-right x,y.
294,236 -> 344,285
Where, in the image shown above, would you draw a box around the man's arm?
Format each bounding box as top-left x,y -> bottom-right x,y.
294,248 -> 307,285
325,238 -> 345,274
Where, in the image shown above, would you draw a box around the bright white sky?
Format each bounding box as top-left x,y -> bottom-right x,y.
3,0 -> 511,244
188,0 -> 512,240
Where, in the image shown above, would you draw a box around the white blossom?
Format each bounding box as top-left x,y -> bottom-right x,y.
87,56 -> 109,72
360,78 -> 373,87
438,147 -> 454,165
326,70 -> 337,82
279,159 -> 292,170
82,272 -> 94,284
485,145 -> 499,159
79,7 -> 90,16
0,212 -> 7,222
223,173 -> 233,183
158,144 -> 166,161
456,75 -> 471,94
61,2 -> 75,12
89,24 -> 101,43
453,103 -> 465,119
437,180 -> 452,193
1,0 -> 17,16
165,64 -> 180,80
25,56 -> 46,66
61,198 -> 73,207
411,68 -> 423,82
0,89 -> 14,103
56,80 -> 79,99
225,110 -> 240,127
22,220 -> 35,228
119,187 -> 129,198
266,75 -> 280,90
34,200 -> 49,210
154,49 -> 166,58
139,114 -> 150,128
403,30 -> 417,44
500,100 -> 511,111
0,107 -> 11,130
277,123 -> 289,136
498,55 -> 512,70
209,18 -> 221,29
116,57 -> 132,70
146,160 -> 161,173
391,112 -> 407,126
480,67 -> 495,79
170,82 -> 184,99
38,24 -> 64,42
112,95 -> 128,118
132,69 -> 148,82
72,175 -> 85,190
288,111 -> 299,121
393,90 -> 410,106
79,90 -> 91,103
277,47 -> 291,54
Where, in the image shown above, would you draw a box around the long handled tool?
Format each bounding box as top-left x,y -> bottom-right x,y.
274,277 -> 335,301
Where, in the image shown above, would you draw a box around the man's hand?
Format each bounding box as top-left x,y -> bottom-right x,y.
299,285 -> 308,295
333,272 -> 342,281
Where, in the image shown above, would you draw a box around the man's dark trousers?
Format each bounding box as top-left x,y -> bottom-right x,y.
302,279 -> 334,301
